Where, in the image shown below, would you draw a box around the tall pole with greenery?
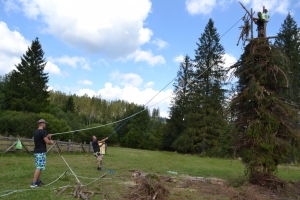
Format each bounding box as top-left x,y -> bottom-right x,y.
5,37 -> 50,113
230,38 -> 299,187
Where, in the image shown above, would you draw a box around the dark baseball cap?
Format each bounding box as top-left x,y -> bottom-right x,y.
38,119 -> 48,124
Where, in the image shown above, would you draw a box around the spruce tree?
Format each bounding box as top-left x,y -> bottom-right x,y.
0,75 -> 8,110
163,55 -> 193,151
274,13 -> 300,105
64,96 -> 76,113
230,39 -> 299,186
5,38 -> 50,113
274,13 -> 300,163
186,18 -> 227,155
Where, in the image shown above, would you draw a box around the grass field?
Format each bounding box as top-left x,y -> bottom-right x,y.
0,147 -> 300,199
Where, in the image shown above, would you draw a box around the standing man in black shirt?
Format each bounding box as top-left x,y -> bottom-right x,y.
92,136 -> 108,170
253,12 -> 265,38
30,119 -> 54,188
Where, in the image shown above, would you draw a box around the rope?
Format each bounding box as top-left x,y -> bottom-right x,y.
54,144 -> 82,185
51,16 -> 244,139
82,172 -> 110,187
220,17 -> 243,39
45,171 -> 68,187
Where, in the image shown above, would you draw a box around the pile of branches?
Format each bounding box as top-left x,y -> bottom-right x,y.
127,172 -> 170,200
249,171 -> 285,190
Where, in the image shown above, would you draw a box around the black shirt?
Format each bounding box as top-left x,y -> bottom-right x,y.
256,19 -> 264,30
34,129 -> 48,153
92,140 -> 100,152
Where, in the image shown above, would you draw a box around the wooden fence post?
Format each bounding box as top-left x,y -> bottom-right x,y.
68,139 -> 71,153
89,142 -> 92,153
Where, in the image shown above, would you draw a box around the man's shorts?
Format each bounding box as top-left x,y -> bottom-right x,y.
94,152 -> 103,162
34,153 -> 46,170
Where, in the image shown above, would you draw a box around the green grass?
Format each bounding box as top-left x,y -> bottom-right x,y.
0,147 -> 300,199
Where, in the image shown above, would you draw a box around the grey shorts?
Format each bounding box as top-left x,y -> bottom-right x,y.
94,152 -> 103,162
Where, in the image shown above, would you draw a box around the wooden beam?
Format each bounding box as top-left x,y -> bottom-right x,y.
246,36 -> 278,42
21,141 -> 31,154
239,2 -> 253,21
251,8 -> 254,39
2,140 -> 18,154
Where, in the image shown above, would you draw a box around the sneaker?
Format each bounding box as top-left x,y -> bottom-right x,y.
97,167 -> 101,171
30,183 -> 38,188
36,180 -> 43,186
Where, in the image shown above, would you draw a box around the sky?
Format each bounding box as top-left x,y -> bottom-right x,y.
0,0 -> 299,118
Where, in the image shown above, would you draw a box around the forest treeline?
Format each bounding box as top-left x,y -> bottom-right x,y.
0,13 -> 300,172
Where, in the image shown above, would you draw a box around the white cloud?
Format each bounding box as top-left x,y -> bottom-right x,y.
239,0 -> 293,15
223,53 -> 238,82
185,0 -> 294,15
47,86 -> 54,91
3,0 -> 20,12
45,61 -> 61,75
94,83 -> 172,117
73,71 -> 172,117
132,50 -> 165,65
151,38 -> 169,50
223,53 -> 237,69
110,70 -> 143,87
14,0 -> 152,58
173,54 -> 184,63
144,82 -> 154,88
49,56 -> 87,68
185,0 -> 217,15
78,80 -> 93,86
96,59 -> 109,67
77,88 -> 97,97
0,21 -> 30,75
82,63 -> 91,70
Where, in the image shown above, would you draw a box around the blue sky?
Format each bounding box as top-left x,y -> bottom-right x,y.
0,0 -> 299,117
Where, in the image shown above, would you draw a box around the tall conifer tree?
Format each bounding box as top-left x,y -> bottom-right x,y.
274,13 -> 300,105
5,37 -> 49,112
274,13 -> 300,163
185,18 -> 227,155
163,55 -> 193,151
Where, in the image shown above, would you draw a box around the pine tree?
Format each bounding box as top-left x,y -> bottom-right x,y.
163,55 -> 193,151
274,13 -> 300,164
64,96 -> 76,113
0,75 -> 8,110
230,39 -> 299,186
186,18 -> 227,155
274,13 -> 300,105
5,37 -> 49,113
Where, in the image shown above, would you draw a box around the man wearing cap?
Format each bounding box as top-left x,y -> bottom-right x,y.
30,119 -> 54,188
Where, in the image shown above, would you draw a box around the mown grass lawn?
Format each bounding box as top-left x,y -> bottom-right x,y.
0,146 -> 300,199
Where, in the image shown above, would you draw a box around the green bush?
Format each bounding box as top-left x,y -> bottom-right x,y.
0,111 -> 38,137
